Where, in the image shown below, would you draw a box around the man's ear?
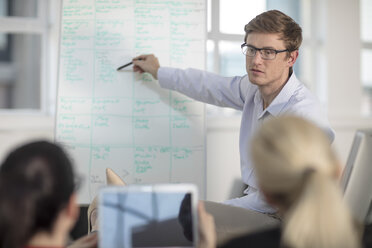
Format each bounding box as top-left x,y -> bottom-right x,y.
287,50 -> 299,67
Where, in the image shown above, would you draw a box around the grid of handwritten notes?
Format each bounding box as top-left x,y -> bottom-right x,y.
56,0 -> 206,203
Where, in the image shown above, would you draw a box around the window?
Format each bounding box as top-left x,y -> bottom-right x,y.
0,0 -> 57,113
207,0 -> 264,77
206,0 -> 265,115
361,0 -> 372,115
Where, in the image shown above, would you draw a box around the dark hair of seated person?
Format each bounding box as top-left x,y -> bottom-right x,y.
178,193 -> 193,242
0,141 -> 76,248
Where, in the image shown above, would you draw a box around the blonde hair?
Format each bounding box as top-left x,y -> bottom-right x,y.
251,116 -> 360,248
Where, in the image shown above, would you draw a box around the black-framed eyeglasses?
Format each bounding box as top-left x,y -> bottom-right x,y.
241,43 -> 289,60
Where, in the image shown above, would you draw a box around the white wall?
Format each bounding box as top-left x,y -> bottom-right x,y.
206,117 -> 241,202
0,115 -> 53,160
326,0 -> 372,170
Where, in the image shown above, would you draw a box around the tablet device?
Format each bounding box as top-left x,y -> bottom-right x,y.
98,184 -> 198,248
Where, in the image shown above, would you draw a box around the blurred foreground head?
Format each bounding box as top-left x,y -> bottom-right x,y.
251,116 -> 360,248
0,141 -> 77,248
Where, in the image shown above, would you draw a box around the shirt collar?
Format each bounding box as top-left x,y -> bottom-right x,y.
254,73 -> 300,119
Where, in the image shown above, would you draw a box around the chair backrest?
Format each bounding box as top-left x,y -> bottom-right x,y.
341,129 -> 372,224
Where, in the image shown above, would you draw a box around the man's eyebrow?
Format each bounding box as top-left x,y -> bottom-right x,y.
261,46 -> 276,50
247,44 -> 276,50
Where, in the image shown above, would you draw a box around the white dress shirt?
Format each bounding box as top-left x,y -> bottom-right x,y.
158,67 -> 335,213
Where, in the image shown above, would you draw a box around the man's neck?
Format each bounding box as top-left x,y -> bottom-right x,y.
260,72 -> 291,110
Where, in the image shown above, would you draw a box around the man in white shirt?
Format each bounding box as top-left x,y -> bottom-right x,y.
131,9 -> 334,233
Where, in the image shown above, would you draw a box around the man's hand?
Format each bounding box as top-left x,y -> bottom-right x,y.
67,233 -> 98,248
132,54 -> 160,79
198,202 -> 216,248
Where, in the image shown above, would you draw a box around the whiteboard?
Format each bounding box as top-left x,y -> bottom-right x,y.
55,0 -> 206,203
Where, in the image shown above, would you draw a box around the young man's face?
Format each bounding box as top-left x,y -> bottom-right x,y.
245,32 -> 297,90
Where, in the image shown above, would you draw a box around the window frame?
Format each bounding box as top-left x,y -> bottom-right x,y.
361,0 -> 372,115
0,0 -> 59,115
207,0 -> 245,74
0,0 -> 60,131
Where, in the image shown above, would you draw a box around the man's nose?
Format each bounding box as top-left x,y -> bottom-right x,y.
251,51 -> 263,64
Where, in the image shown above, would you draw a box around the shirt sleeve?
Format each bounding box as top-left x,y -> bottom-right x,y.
158,67 -> 250,111
224,189 -> 277,214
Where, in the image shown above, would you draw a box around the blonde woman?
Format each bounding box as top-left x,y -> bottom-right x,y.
198,116 -> 361,248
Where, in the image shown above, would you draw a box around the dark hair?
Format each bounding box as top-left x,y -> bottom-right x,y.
178,193 -> 193,242
0,141 -> 76,248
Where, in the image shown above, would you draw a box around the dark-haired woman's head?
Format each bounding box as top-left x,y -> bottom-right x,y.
0,140 -> 79,248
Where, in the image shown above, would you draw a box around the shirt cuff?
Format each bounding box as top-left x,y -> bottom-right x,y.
157,67 -> 177,90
